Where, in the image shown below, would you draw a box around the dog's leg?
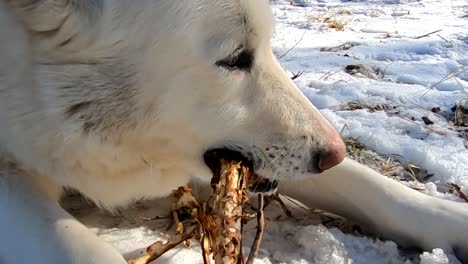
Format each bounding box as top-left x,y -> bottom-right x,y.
278,157 -> 468,262
0,173 -> 126,264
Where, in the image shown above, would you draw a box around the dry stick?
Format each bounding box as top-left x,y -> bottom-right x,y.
446,183 -> 468,203
418,66 -> 468,98
246,193 -> 265,264
262,193 -> 293,218
139,215 -> 171,221
274,194 -> 293,218
128,187 -> 202,264
128,227 -> 197,264
291,71 -> 304,80
415,29 -> 442,39
202,233 -> 212,264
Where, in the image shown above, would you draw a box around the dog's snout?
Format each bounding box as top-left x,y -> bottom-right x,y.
318,136 -> 346,171
306,134 -> 346,173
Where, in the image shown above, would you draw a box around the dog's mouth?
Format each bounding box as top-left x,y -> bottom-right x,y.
203,148 -> 278,194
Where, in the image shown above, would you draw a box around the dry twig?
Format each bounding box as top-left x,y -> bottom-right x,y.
263,193 -> 293,218
415,29 -> 442,39
246,193 -> 266,264
291,71 -> 304,80
128,227 -> 197,264
446,183 -> 468,203
278,21 -> 310,59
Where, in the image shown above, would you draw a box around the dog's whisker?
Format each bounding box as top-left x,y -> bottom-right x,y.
264,149 -> 287,169
249,176 -> 263,196
249,166 -> 281,199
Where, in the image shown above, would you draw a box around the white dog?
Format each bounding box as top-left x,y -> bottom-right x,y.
0,0 -> 467,263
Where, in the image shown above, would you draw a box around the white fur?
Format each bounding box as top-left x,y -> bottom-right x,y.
0,0 -> 467,263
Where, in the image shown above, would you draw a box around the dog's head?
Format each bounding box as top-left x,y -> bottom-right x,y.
136,0 -> 346,179
3,0 -> 345,204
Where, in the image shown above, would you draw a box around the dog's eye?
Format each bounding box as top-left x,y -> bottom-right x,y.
216,49 -> 253,71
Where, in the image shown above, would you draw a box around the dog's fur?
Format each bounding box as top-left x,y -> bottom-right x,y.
0,1 -> 467,263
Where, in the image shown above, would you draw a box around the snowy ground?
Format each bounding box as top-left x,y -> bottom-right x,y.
67,0 -> 468,263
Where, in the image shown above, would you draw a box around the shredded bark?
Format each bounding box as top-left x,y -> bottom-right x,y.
209,160 -> 248,264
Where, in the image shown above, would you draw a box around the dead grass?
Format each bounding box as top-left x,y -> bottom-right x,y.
309,10 -> 354,31
343,136 -> 433,186
336,107 -> 437,183
416,66 -> 468,98
322,17 -> 352,31
320,42 -> 359,52
336,100 -> 467,189
339,102 -> 394,113
339,100 -> 451,137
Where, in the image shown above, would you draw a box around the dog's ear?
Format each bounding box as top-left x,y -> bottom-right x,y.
5,0 -> 103,51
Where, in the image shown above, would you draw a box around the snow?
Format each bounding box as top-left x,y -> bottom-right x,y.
74,0 -> 468,263
272,0 -> 468,188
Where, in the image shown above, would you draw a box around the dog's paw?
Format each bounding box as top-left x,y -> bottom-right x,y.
53,219 -> 128,264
